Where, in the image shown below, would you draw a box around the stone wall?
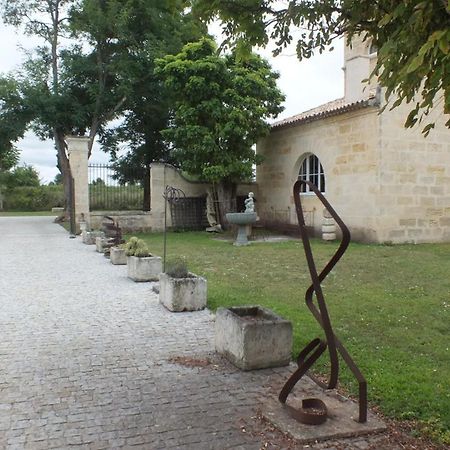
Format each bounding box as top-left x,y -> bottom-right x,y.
344,34 -> 378,102
89,164 -> 258,233
149,163 -> 257,230
90,211 -> 153,233
256,98 -> 450,243
257,106 -> 380,241
376,99 -> 450,243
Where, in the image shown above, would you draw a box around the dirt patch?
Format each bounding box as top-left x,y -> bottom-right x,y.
168,356 -> 212,368
239,410 -> 447,450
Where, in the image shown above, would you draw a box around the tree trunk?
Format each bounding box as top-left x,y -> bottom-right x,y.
55,130 -> 71,214
216,180 -> 237,230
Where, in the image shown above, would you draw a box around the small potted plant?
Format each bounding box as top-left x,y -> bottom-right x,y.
159,257 -> 207,312
110,243 -> 127,265
125,237 -> 162,282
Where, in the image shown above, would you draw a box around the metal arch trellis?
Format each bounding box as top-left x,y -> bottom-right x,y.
278,179 -> 367,425
162,185 -> 186,272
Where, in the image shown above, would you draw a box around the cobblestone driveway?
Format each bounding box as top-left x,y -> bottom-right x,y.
0,217 -> 392,450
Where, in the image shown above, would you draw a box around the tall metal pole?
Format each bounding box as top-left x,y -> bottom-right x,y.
163,190 -> 168,272
162,185 -> 185,272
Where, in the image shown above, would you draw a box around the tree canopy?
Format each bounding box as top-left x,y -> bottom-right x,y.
87,0 -> 206,209
0,0 -> 205,209
156,38 -> 284,222
0,75 -> 33,171
191,0 -> 450,133
3,164 -> 40,188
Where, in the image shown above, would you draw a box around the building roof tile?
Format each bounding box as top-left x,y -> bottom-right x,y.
271,96 -> 378,130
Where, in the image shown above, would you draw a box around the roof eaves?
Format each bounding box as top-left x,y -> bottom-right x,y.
271,98 -> 379,131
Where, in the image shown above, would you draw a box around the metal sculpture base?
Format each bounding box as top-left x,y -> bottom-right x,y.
279,180 -> 367,425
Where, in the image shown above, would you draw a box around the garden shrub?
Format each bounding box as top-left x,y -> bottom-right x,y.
165,257 -> 189,278
124,237 -> 151,257
2,185 -> 64,211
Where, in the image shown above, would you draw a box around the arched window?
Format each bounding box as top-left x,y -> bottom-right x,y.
368,42 -> 378,55
298,154 -> 326,193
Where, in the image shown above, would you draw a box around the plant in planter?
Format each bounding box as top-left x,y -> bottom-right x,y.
125,237 -> 162,282
159,257 -> 207,312
110,243 -> 127,265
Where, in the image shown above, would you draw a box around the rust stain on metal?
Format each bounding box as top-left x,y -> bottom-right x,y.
279,180 -> 367,424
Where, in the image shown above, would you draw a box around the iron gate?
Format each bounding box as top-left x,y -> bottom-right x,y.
88,164 -> 144,211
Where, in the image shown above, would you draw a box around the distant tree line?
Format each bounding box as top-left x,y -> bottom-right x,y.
0,165 -> 64,211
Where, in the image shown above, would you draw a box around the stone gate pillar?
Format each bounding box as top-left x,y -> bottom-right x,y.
150,163 -> 167,231
66,136 -> 90,230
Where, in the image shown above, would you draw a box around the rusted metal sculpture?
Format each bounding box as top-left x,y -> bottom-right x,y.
279,180 -> 367,425
102,215 -> 124,246
162,185 -> 186,271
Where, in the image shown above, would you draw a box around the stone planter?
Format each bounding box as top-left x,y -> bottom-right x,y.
215,306 -> 292,370
110,247 -> 127,265
82,230 -> 104,245
159,272 -> 207,312
95,236 -> 106,253
96,236 -> 117,254
127,255 -> 162,282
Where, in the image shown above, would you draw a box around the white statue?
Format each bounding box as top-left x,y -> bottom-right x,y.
244,192 -> 255,213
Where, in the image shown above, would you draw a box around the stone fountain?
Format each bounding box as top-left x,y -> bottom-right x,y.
226,192 -> 257,246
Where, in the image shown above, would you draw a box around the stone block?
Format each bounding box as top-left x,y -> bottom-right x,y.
127,256 -> 162,282
215,306 -> 292,370
159,272 -> 207,312
110,247 -> 127,265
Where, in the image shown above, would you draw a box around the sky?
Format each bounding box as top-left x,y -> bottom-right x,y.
0,20 -> 344,184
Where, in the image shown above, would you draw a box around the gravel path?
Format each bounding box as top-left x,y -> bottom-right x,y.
0,216 -> 412,449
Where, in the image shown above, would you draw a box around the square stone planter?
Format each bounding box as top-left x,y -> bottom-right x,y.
127,255 -> 162,282
215,306 -> 292,370
95,237 -> 115,254
82,230 -> 104,245
110,247 -> 127,265
95,236 -> 106,252
159,272 -> 207,312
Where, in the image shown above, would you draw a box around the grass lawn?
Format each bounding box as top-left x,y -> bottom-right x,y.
0,211 -> 58,216
133,230 -> 449,443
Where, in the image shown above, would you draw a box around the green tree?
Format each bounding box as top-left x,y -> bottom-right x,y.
4,164 -> 40,188
79,0 -> 206,209
0,76 -> 32,171
191,0 -> 450,133
90,177 -> 105,186
0,146 -> 19,171
156,38 -> 284,225
1,0 -> 77,207
52,172 -> 63,185
0,0 -> 132,209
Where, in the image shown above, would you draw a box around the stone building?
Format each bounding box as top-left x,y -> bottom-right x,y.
256,36 -> 450,243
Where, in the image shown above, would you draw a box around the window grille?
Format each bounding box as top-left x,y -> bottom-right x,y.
298,154 -> 326,193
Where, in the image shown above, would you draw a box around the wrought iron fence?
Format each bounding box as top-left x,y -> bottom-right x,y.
170,197 -> 209,231
88,163 -> 144,211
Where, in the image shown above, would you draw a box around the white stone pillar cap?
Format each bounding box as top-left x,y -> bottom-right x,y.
65,135 -> 90,154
